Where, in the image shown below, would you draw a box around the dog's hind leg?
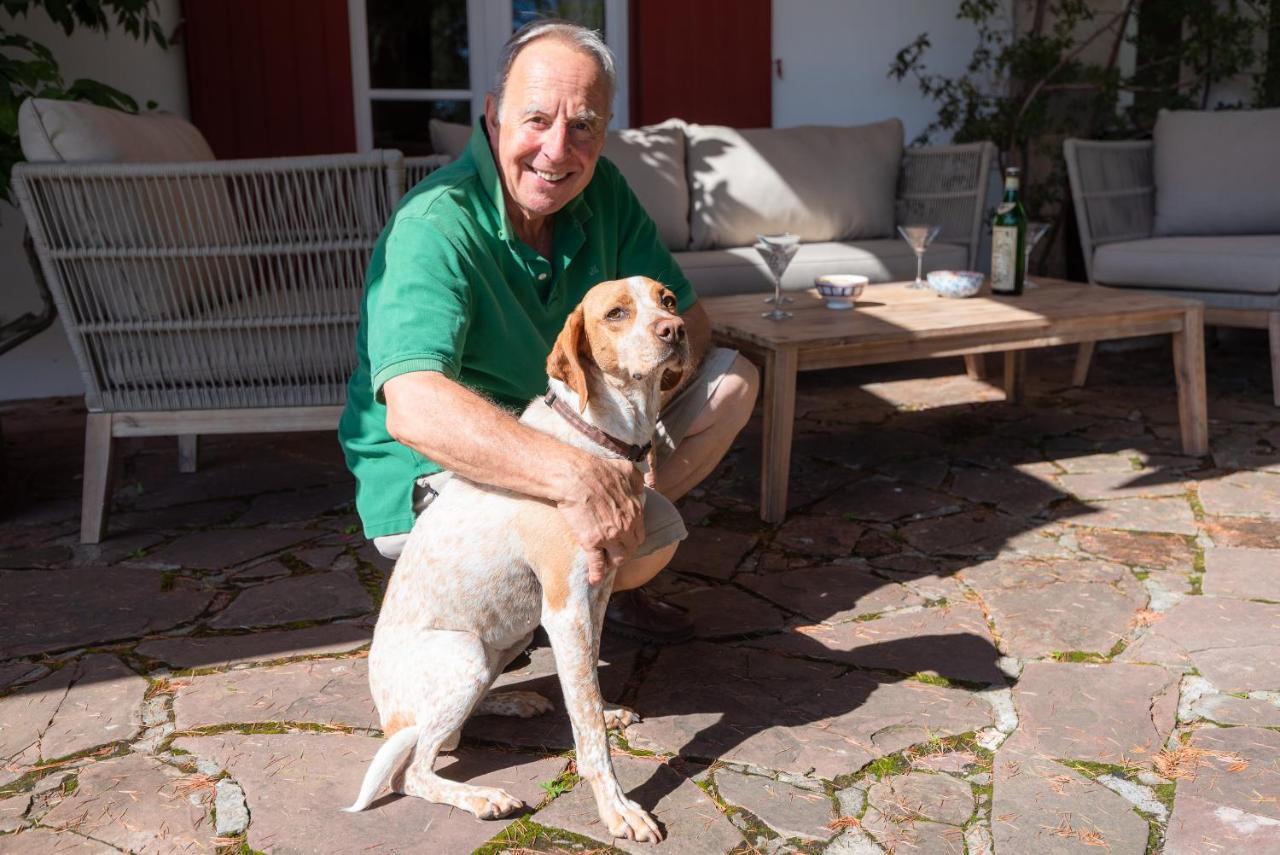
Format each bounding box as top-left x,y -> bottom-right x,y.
386,629 -> 524,819
474,631 -> 555,718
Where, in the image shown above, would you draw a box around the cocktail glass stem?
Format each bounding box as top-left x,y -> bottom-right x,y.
915,251 -> 925,287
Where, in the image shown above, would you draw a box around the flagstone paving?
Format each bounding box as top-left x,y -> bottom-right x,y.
3,340 -> 1280,853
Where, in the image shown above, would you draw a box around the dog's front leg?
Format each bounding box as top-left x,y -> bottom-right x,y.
542,562 -> 662,843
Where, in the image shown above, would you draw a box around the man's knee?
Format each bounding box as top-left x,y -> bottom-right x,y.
716,354 -> 759,427
615,541 -> 678,591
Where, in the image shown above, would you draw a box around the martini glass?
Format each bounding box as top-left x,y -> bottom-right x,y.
1023,221 -> 1051,288
755,233 -> 800,320
897,225 -> 942,289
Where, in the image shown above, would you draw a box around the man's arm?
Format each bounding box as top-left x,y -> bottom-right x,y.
383,371 -> 643,580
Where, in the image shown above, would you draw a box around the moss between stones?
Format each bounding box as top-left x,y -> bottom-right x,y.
473,818 -> 625,854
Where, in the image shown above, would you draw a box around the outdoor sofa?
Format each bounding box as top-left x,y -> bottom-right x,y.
1065,108 -> 1280,404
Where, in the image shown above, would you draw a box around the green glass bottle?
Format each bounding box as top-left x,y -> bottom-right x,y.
991,167 -> 1027,296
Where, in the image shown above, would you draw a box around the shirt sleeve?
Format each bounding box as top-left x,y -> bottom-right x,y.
367,212 -> 472,401
607,162 -> 699,313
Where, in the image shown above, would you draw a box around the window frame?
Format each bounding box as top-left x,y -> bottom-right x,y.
348,0 -> 629,153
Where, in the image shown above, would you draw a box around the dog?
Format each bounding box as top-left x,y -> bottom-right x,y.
344,276 -> 689,843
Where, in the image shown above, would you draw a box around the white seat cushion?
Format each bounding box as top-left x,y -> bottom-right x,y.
685,119 -> 903,251
1093,236 -> 1280,296
676,240 -> 966,298
1153,108 -> 1280,236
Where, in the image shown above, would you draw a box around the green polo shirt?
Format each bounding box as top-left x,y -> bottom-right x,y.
338,120 -> 696,538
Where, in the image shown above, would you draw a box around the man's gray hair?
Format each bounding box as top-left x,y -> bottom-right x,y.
491,18 -> 616,116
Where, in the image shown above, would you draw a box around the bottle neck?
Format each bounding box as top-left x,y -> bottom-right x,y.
1003,177 -> 1020,202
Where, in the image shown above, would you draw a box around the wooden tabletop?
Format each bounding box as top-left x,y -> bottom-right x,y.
704,279 -> 1202,351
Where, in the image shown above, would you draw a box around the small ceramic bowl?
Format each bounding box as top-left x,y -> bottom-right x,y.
926,270 -> 984,298
815,274 -> 868,310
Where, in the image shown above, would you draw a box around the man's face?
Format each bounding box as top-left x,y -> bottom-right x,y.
485,38 -> 610,231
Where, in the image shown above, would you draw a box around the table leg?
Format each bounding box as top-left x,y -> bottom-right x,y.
1172,305 -> 1208,456
1003,350 -> 1026,403
760,347 -> 798,524
964,354 -> 988,380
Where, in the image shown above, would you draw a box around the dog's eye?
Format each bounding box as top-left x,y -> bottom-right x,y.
605,307 -> 627,321
661,294 -> 677,310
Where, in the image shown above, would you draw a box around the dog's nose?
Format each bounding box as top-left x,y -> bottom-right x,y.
654,317 -> 685,343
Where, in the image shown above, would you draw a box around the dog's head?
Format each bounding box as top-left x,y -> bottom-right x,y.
546,276 -> 689,412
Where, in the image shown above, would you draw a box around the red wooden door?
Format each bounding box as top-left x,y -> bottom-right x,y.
182,0 -> 356,158
629,0 -> 771,128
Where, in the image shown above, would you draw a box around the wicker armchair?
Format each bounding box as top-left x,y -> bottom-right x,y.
897,141 -> 996,270
13,151 -> 417,542
1065,136 -> 1280,403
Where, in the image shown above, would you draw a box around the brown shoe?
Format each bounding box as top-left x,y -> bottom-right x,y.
605,588 -> 694,644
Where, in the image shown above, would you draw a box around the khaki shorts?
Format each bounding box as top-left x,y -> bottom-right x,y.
373,346 -> 739,561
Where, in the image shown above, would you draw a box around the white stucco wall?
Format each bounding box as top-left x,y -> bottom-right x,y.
772,0 -> 1009,141
0,0 -> 187,401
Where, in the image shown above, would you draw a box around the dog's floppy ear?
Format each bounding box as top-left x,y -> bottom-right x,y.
547,305 -> 591,411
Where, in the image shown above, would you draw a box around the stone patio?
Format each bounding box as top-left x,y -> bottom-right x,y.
2,335 -> 1280,854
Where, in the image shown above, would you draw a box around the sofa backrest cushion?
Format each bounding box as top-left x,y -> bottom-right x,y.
685,119 -> 903,250
602,119 -> 690,251
429,118 -> 472,160
18,98 -> 216,163
1153,108 -> 1280,236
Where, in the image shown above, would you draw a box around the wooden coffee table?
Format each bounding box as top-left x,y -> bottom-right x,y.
706,279 -> 1208,523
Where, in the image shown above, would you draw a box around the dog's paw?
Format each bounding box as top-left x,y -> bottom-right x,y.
603,798 -> 662,843
477,690 -> 554,718
603,705 -> 641,730
463,787 -> 524,819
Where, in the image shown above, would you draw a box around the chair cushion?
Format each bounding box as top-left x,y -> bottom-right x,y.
675,239 -> 966,298
1093,236 -> 1280,296
429,118 -> 472,160
1153,108 -> 1280,236
18,98 -> 215,163
685,119 -> 903,251
602,119 -> 689,251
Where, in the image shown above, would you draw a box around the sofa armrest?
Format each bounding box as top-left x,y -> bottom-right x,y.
1063,139 -> 1154,282
12,150 -> 404,412
896,141 -> 995,268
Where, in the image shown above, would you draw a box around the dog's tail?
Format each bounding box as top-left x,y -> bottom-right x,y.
343,725 -> 419,812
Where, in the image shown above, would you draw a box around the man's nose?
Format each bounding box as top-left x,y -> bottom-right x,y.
654,317 -> 685,343
541,121 -> 569,161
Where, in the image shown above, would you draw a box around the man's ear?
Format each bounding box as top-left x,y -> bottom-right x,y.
546,306 -> 591,411
483,93 -> 499,138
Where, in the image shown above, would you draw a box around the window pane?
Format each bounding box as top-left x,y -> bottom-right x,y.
372,100 -> 471,155
368,0 -> 469,90
512,1 -> 604,32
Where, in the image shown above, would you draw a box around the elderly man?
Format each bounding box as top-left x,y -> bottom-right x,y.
338,19 -> 758,643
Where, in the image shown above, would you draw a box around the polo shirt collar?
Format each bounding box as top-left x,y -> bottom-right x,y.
465,116 -> 592,246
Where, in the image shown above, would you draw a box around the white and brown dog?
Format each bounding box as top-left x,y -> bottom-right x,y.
345,276 -> 689,843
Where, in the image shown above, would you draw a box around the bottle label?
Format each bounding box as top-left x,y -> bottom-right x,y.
992,226 -> 1018,293
996,202 -> 1016,215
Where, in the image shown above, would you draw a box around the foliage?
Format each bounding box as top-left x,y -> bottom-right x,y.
889,0 -> 1273,219
0,0 -> 165,201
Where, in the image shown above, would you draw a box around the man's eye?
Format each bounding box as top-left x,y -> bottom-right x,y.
606,307 -> 626,321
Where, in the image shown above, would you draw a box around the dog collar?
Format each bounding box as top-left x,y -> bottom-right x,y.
543,389 -> 652,463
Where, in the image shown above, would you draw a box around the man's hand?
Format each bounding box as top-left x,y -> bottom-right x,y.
556,455 -> 645,586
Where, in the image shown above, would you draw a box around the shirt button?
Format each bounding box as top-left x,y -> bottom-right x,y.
537,272 -> 548,281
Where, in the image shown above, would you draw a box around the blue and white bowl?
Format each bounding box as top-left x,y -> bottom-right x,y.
815,274 -> 868,310
926,270 -> 985,298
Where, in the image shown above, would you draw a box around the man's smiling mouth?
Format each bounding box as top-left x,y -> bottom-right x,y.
533,168 -> 567,183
